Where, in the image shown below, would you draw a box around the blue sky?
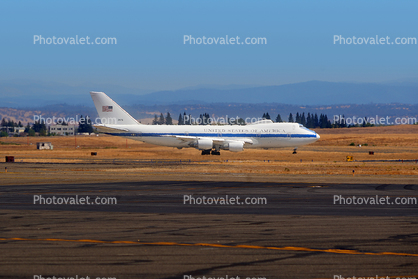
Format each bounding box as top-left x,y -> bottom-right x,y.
1,0 -> 417,91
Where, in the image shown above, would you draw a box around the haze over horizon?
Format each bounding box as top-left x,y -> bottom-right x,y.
1,0 -> 418,94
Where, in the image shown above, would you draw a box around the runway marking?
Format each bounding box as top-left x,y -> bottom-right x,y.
1,237 -> 418,257
315,275 -> 418,279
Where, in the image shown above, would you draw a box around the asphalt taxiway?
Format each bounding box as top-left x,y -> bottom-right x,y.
1,181 -> 417,279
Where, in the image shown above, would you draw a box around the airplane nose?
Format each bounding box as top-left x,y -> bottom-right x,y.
316,133 -> 320,139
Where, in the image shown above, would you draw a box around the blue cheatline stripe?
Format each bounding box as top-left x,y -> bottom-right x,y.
108,132 -> 317,138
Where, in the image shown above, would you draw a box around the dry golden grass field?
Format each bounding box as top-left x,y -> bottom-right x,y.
0,125 -> 417,185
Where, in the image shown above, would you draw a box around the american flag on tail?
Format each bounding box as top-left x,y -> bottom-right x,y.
102,106 -> 113,112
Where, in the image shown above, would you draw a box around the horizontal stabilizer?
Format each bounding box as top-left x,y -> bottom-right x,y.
93,124 -> 129,133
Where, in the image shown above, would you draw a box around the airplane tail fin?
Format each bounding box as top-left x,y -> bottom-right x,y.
90,91 -> 140,125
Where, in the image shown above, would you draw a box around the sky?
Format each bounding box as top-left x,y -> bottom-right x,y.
1,0 -> 418,91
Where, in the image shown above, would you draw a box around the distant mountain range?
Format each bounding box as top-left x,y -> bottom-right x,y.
1,103 -> 417,125
135,80 -> 418,106
0,79 -> 417,108
0,79 -> 151,107
0,79 -> 417,125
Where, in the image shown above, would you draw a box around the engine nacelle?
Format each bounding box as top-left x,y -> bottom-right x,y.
197,139 -> 213,150
228,141 -> 244,152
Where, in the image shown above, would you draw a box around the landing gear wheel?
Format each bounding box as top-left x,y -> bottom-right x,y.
211,150 -> 221,155
201,150 -> 211,155
292,148 -> 297,154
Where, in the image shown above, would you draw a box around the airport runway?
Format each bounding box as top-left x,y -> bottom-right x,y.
1,181 -> 417,279
1,181 -> 417,216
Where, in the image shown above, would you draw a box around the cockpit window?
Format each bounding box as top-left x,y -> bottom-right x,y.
301,126 -> 315,133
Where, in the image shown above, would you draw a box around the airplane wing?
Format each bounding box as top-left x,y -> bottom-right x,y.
162,135 -> 253,146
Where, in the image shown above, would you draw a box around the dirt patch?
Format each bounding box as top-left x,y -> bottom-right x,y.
0,126 -> 417,185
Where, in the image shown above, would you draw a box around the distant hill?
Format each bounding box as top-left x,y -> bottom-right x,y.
0,79 -> 149,108
0,80 -> 417,107
1,79 -> 417,125
1,103 -> 416,125
125,103 -> 418,124
0,105 -> 97,125
133,81 -> 418,105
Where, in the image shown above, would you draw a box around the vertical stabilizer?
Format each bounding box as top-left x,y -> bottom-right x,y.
90,91 -> 140,125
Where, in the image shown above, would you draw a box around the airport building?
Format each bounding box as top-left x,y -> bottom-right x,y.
49,124 -> 77,136
0,126 -> 25,136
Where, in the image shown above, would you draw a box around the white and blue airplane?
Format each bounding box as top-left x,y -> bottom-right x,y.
90,92 -> 320,155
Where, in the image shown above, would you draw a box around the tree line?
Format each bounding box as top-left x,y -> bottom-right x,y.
152,112 -> 246,125
264,112 -> 375,128
263,112 -> 335,128
1,118 -> 24,128
152,112 -> 214,125
152,111 -> 347,128
0,115 -> 94,137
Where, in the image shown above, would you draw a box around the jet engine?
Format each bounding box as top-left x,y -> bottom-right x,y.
228,141 -> 244,152
197,139 -> 213,150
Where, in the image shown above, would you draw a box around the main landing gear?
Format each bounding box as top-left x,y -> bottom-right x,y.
292,148 -> 297,154
201,150 -> 221,155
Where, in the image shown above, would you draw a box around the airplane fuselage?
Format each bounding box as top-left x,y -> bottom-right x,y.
90,91 -> 320,154
101,122 -> 319,149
